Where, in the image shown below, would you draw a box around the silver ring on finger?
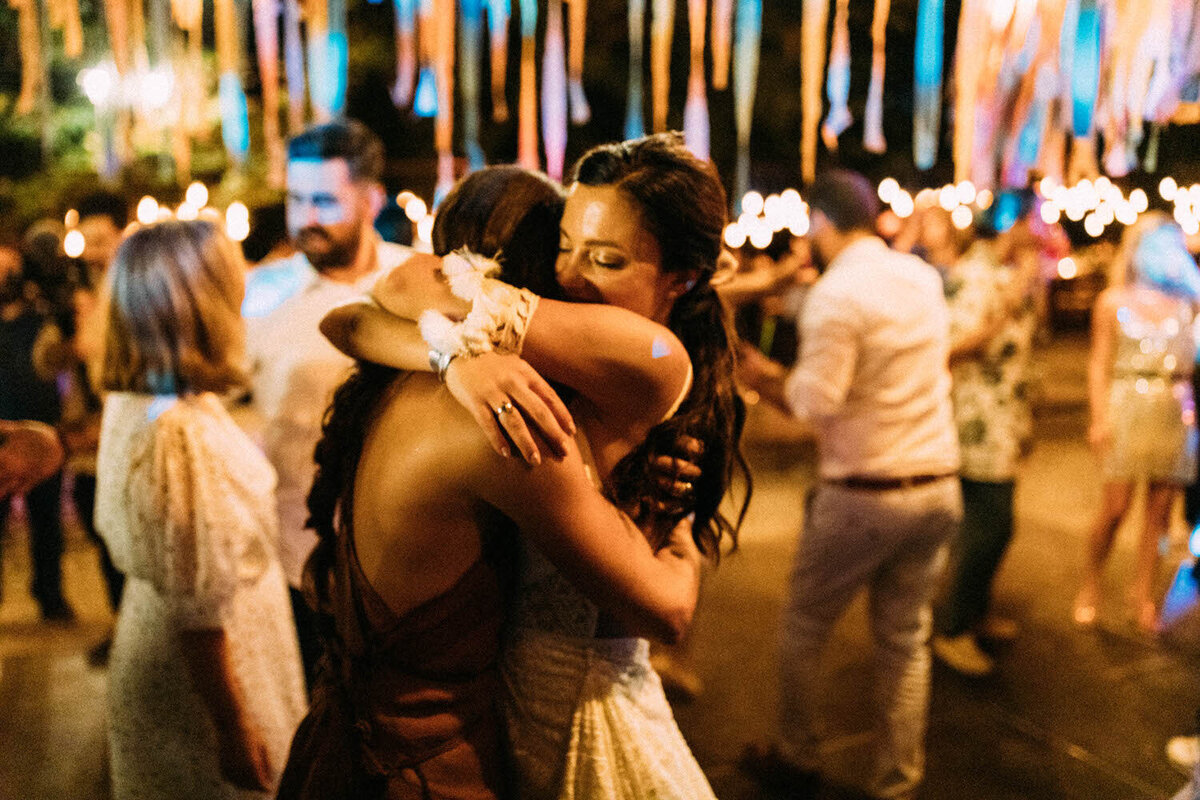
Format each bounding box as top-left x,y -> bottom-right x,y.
493,400 -> 516,417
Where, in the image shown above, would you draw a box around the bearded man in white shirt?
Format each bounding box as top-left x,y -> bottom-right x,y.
739,170 -> 962,800
243,120 -> 414,687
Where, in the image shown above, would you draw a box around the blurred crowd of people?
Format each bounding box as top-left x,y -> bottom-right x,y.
0,121 -> 1197,800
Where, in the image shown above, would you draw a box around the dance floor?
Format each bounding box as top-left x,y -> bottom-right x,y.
0,333 -> 1195,800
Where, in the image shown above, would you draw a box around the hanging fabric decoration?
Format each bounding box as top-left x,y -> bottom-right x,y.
821,0 -> 851,151
101,0 -> 130,76
625,0 -> 646,139
414,0 -> 438,116
800,0 -> 827,184
541,0 -> 568,179
459,0 -> 485,168
862,0 -> 890,153
712,0 -> 732,90
47,0 -> 83,58
683,0 -> 709,159
650,0 -> 674,133
171,0 -> 202,178
567,0 -> 590,123
282,0 -> 306,133
913,0 -> 945,171
461,0 -> 486,169
215,0 -> 250,164
1135,0 -> 1173,147
487,0 -> 510,121
11,0 -> 42,115
306,0 -> 332,120
392,0 -> 417,107
325,0 -> 350,116
733,0 -> 761,202
517,0 -> 539,168
252,0 -> 286,186
953,0 -> 985,183
434,0 -> 456,201
1069,0 -> 1100,139
1100,0 -> 1150,176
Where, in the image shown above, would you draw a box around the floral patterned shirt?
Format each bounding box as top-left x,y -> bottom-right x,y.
943,243 -> 1037,482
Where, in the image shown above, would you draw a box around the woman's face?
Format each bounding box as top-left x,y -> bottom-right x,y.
556,184 -> 684,325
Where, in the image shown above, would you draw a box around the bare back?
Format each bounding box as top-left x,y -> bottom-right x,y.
352,372 -> 497,617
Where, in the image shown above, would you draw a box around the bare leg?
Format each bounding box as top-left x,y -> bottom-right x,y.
1076,481 -> 1135,624
1132,482 -> 1177,632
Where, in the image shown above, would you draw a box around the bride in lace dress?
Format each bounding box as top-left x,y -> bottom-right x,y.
95,221 -> 306,799
332,134 -> 749,799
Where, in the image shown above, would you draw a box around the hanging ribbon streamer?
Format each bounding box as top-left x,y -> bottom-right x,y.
215,0 -> 250,164
821,0 -> 851,151
683,0 -> 709,159
733,0 -> 761,202
170,0 -> 202,178
1136,0 -> 1173,145
541,0 -> 568,179
625,0 -> 646,139
711,0 -> 732,90
913,0 -> 944,171
800,0 -> 827,184
567,0 -> 590,124
102,0 -> 130,76
953,0 -> 985,183
281,0 -> 305,132
487,0 -> 510,121
47,0 -> 83,58
325,0 -> 349,116
414,0 -> 438,117
252,0 -> 286,186
434,0 -> 456,202
461,0 -> 486,170
1098,0 -> 1142,177
392,0 -> 416,107
11,0 -> 42,115
517,0 -> 539,168
650,0 -> 674,133
1070,0 -> 1101,142
305,0 -> 331,120
862,0 -> 889,154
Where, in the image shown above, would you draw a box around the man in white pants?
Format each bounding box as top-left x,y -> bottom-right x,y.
244,119 -> 414,688
739,170 -> 961,800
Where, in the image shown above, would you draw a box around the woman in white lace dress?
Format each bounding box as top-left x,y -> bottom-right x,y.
332,134 -> 749,799
95,220 -> 307,799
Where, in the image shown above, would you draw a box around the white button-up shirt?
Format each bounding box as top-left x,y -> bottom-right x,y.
784,236 -> 960,481
244,240 -> 414,587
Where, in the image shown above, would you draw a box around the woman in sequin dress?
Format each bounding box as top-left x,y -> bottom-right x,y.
1076,213 -> 1200,633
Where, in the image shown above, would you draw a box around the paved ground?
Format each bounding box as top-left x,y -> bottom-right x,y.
0,333 -> 1197,800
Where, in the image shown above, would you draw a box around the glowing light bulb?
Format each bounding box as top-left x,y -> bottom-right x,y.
939,185 -> 958,211
64,209 -> 79,228
741,191 -> 765,217
892,191 -> 915,219
1040,202 -> 1061,225
955,181 -> 977,206
1129,188 -> 1149,213
951,205 -> 973,230
225,202 -> 250,240
1037,176 -> 1057,197
976,189 -> 994,210
136,196 -> 159,225
748,223 -> 774,249
877,178 -> 900,204
185,182 -> 208,208
1160,176 -> 1178,201
63,230 -> 85,258
417,214 -> 435,243
1057,257 -> 1078,279
176,203 -> 199,221
404,197 -> 428,222
723,223 -> 748,249
1084,213 -> 1104,237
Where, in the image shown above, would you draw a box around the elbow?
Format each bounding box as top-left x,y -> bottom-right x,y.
319,310 -> 357,354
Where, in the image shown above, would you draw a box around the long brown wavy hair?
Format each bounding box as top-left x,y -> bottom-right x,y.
572,132 -> 751,559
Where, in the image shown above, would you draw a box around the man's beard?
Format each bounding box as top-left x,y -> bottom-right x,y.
297,226 -> 361,271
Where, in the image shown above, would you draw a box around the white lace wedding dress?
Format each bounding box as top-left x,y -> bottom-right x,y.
501,439 -> 717,800
96,392 -> 307,800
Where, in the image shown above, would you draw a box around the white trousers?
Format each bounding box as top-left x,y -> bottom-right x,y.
777,477 -> 961,800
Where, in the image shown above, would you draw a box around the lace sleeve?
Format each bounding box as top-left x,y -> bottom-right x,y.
127,404 -> 244,628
